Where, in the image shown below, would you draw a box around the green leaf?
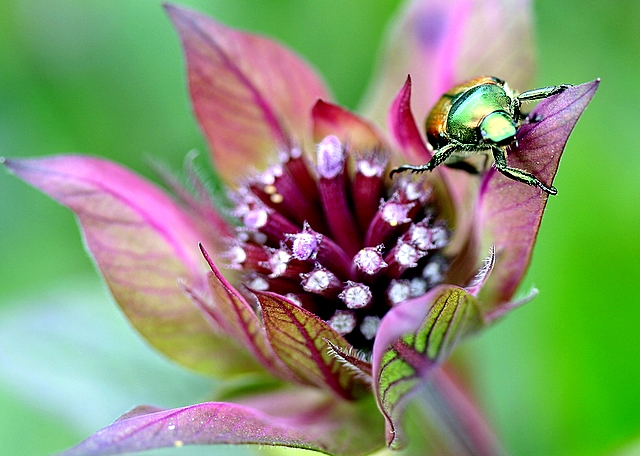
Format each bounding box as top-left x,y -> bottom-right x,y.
372,286 -> 483,448
199,245 -> 293,380
257,291 -> 370,400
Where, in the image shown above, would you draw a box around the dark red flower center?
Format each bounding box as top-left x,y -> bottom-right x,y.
226,136 -> 450,352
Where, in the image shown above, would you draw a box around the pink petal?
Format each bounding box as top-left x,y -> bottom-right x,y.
387,77 -> 476,268
166,4 -> 330,184
478,80 -> 599,309
387,75 -> 432,164
362,0 -> 535,128
257,291 -> 370,400
312,99 -> 385,151
60,395 -> 385,456
4,155 -> 258,376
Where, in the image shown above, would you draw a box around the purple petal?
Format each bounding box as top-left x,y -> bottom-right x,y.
388,75 -> 432,164
257,291 -> 370,400
362,0 -> 535,127
372,285 -> 483,448
478,80 -> 600,309
3,155 -> 257,376
312,99 -> 385,151
166,4 -> 329,184
386,76 -> 478,272
60,395 -> 385,456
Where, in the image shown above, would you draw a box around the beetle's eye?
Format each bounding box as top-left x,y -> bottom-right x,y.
480,112 -> 516,145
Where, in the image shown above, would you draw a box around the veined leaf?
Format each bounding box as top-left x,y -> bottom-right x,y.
257,291 -> 370,400
3,155 -> 258,377
59,393 -> 384,456
166,4 -> 329,185
479,80 -> 600,310
373,285 -> 483,448
199,245 -> 293,380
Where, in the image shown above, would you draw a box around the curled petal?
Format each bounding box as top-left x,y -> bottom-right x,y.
362,0 -> 535,127
3,155 -> 254,377
372,285 -> 483,448
312,99 -> 385,151
166,4 -> 329,184
478,80 -> 600,309
60,393 -> 385,456
388,75 -> 432,164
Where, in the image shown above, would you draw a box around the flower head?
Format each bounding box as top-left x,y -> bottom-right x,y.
2,1 -> 597,455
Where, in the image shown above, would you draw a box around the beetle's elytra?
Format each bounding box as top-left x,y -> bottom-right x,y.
390,76 -> 572,195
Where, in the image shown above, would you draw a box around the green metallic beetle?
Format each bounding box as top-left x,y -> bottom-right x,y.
390,76 -> 572,195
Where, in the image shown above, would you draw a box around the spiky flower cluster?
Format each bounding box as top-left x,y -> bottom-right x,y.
226,135 -> 450,351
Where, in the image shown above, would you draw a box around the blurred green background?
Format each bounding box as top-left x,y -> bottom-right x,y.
1,0 -> 639,455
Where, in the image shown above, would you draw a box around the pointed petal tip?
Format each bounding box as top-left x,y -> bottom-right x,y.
163,2 -> 198,29
198,242 -> 216,271
162,2 -> 182,17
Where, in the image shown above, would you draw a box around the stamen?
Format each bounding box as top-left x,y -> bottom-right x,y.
364,194 -> 414,247
353,245 -> 388,275
402,180 -> 432,204
285,223 -> 352,280
266,249 -> 291,278
227,244 -> 247,266
409,277 -> 428,297
224,242 -> 269,272
243,206 -> 269,229
237,198 -> 300,244
394,242 -> 421,268
317,136 -> 361,257
430,225 -> 449,249
285,293 -> 303,307
387,279 -> 411,305
317,135 -> 345,179
381,201 -> 414,226
352,156 -> 386,233
422,257 -> 447,287
384,239 -> 426,278
339,281 -> 372,309
404,181 -> 423,201
270,193 -> 284,204
360,315 -> 381,340
408,222 -> 434,251
246,275 -> 269,291
328,310 -> 357,335
264,184 -> 277,195
287,222 -> 321,261
300,265 -> 340,296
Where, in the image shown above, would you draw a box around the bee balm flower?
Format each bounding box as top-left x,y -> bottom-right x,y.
3,1 -> 597,454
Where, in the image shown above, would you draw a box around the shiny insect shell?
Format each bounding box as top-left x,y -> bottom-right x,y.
390,76 -> 571,195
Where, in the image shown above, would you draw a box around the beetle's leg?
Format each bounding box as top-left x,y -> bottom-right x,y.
389,143 -> 456,178
491,146 -> 557,195
517,84 -> 572,103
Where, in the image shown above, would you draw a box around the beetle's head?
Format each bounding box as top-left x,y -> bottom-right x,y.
480,110 -> 517,146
